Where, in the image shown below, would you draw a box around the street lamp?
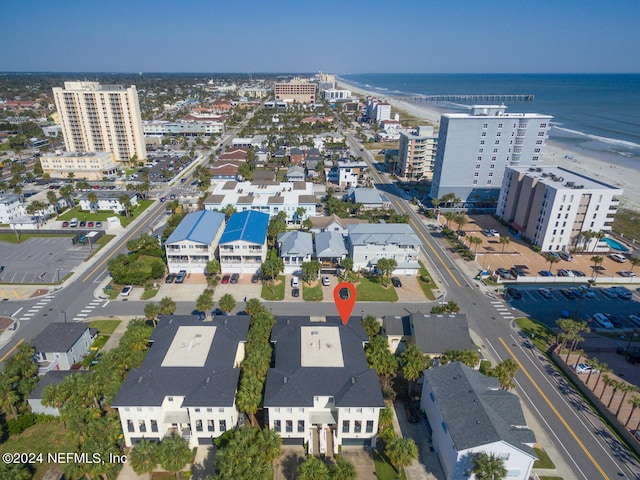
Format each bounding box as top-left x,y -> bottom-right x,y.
56,268 -> 62,284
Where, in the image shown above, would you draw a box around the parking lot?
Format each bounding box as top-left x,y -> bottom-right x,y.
0,237 -> 90,285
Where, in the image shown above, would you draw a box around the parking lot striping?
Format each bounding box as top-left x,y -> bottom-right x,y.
102,301 -> 110,307
11,308 -> 23,317
498,338 -> 611,480
0,338 -> 25,363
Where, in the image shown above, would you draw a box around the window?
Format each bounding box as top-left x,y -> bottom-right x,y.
286,420 -> 293,433
273,420 -> 281,432
496,132 -> 501,137
488,172 -> 494,177
366,420 -> 374,433
298,420 -> 305,432
482,132 -> 487,137
219,420 -> 226,432
480,140 -> 485,145
207,408 -> 213,413
490,164 -> 495,169
218,407 -> 225,413
138,420 -> 146,433
207,420 -> 214,432
342,420 -> 350,433
499,453 -> 510,461
474,172 -> 479,177
354,421 -> 362,433
194,408 -> 200,412
483,123 -> 488,128
196,420 -> 203,432
498,123 -> 503,128
127,420 -> 135,432
477,156 -> 482,161
493,148 -> 498,153
495,140 -> 500,145
475,164 -> 481,169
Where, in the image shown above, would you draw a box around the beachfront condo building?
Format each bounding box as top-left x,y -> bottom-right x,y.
497,166 -> 622,252
53,81 -> 147,165
396,126 -> 438,180
430,105 -> 552,210
40,151 -> 119,180
274,78 -> 317,104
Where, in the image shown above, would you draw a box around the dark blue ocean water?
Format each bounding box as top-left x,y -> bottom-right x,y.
340,73 -> 640,164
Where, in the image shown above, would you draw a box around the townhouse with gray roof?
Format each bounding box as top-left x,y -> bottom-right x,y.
113,315 -> 249,448
410,313 -> 476,359
277,231 -> 313,274
421,362 -> 537,480
314,231 -> 348,274
165,210 -> 226,274
32,322 -> 95,374
264,316 -> 384,454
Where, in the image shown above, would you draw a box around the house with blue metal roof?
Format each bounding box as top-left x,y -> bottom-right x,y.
219,210 -> 269,274
165,210 -> 226,274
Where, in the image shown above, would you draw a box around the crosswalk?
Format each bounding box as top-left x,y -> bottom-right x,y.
490,300 -> 515,321
72,299 -> 107,322
18,295 -> 55,321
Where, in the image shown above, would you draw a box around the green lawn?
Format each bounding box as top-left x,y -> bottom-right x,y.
417,261 -> 437,301
0,421 -> 78,480
303,282 -> 323,301
613,208 -> 640,243
348,273 -> 398,302
515,317 -> 556,351
261,276 -> 285,301
533,447 -> 556,469
0,233 -> 74,244
88,319 -> 121,335
58,199 -> 154,227
373,450 -> 407,480
141,287 -> 159,300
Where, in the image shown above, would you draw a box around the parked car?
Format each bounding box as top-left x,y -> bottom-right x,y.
538,288 -> 553,299
251,273 -> 260,284
404,403 -> 419,423
291,276 -> 300,288
559,251 -> 574,261
482,229 -> 493,237
489,229 -> 500,237
79,221 -> 86,227
496,268 -> 513,280
292,287 -> 300,298
539,270 -> 554,277
391,277 -> 402,287
322,276 -> 331,287
165,273 -> 177,283
87,221 -> 94,227
548,252 -> 561,260
221,274 -> 231,284
571,270 -> 586,277
613,286 -> 633,299
120,285 -> 133,297
629,315 -> 640,328
506,287 -> 522,299
572,363 -> 596,374
175,270 -> 187,284
511,268 -> 527,277
95,221 -> 102,228
62,221 -> 69,227
339,287 -> 350,300
457,230 -> 466,237
603,287 -> 619,298
609,253 -> 628,263
558,269 -> 575,277
619,270 -> 636,278
626,351 -> 640,364
230,273 -> 239,284
591,313 -> 614,329
560,289 -> 576,299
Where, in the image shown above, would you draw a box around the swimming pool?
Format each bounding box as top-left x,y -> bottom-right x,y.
604,237 -> 629,252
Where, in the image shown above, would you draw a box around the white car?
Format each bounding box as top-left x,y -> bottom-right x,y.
322,276 -> 331,287
120,285 -> 133,297
609,253 -> 628,263
591,313 -> 614,329
490,229 -> 500,237
572,363 -> 597,374
618,270 -> 636,278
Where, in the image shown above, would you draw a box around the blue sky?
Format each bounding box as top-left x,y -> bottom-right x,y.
1,0 -> 638,73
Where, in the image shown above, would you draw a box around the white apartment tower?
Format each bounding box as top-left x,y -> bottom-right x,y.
53,81 -> 147,165
497,166 -> 622,252
430,105 -> 552,209
396,126 -> 437,180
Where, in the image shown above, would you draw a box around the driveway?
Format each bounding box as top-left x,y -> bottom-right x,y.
341,448 -> 377,480
274,446 -> 305,480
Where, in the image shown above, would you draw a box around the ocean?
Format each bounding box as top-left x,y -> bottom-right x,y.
339,73 -> 640,166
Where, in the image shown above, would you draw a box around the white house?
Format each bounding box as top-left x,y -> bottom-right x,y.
347,188 -> 392,209
347,223 -> 422,274
314,232 -> 348,273
218,211 -> 269,274
421,362 -> 537,480
277,231 -> 314,274
29,371 -> 90,416
0,194 -> 23,224
78,191 -> 139,213
113,315 -> 249,448
264,316 -> 384,453
165,210 -> 226,274
328,160 -> 368,188
32,323 -> 95,374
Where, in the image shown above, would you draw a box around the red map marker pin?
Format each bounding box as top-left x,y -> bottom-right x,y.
334,282 -> 357,325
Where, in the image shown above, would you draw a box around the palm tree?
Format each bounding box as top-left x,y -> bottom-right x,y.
236,375 -> 262,427
331,456 -> 357,480
430,197 -> 441,220
469,236 -> 483,255
128,438 -> 159,475
443,211 -> 456,229
581,230 -> 595,251
599,374 -> 614,400
157,433 -> 192,480
626,396 -> 640,427
159,296 -> 176,315
492,359 -> 519,390
144,302 -> 161,327
453,212 -> 467,234
590,255 -> 604,280
545,253 -> 560,273
119,194 -> 133,219
297,457 -> 330,480
361,315 -> 380,338
401,343 -> 428,396
296,206 -> 306,229
385,437 -> 418,475
499,236 -> 510,253
47,190 -> 58,213
87,191 -> 98,213
341,257 -> 354,280
607,380 -> 622,409
592,362 -> 611,392
616,383 -> 638,417
218,293 -> 236,314
196,290 -> 215,321
472,452 -> 507,480
630,257 -> 640,272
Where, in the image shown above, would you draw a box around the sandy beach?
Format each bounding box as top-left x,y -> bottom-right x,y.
338,78 -> 640,210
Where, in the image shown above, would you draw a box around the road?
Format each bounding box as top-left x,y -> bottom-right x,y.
345,131 -> 640,480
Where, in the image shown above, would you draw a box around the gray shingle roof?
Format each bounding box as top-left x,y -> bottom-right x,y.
410,314 -> 476,355
112,315 -> 249,407
424,362 -> 536,454
383,315 -> 411,337
31,323 -> 89,353
277,231 -> 313,256
349,188 -> 390,205
264,316 -> 384,408
347,223 -> 421,247
165,210 -> 225,245
314,232 -> 347,258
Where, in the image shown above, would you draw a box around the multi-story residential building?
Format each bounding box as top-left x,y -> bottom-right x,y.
0,194 -> 23,224
165,210 -> 226,274
308,214 -> 368,236
497,166 -> 623,252
32,323 -> 95,374
365,98 -> 391,123
347,188 -> 392,210
264,316 -> 384,453
327,159 -> 368,187
346,223 -> 422,274
142,120 -> 225,137
314,232 -> 348,273
204,181 -> 316,225
430,105 -> 552,209
113,315 -> 249,448
218,211 -> 269,274
323,89 -> 352,101
409,313 -> 476,359
53,81 -> 147,165
274,78 -> 317,104
396,126 -> 437,180
421,362 -> 537,480
277,231 -> 313,274
78,191 -> 138,213
40,151 -> 119,180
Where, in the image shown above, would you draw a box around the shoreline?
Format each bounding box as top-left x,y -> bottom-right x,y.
337,77 -> 640,210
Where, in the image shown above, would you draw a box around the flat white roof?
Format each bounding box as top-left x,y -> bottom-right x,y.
161,326 -> 216,367
300,326 -> 344,367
